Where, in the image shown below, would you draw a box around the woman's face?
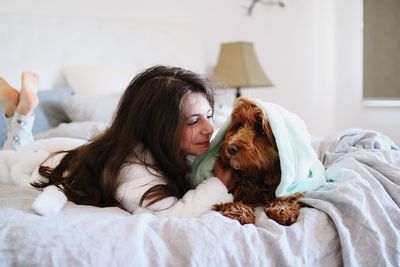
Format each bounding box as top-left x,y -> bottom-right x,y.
181,93 -> 214,156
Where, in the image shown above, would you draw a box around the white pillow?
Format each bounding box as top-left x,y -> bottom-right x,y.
61,93 -> 122,124
63,65 -> 135,96
213,102 -> 232,128
213,91 -> 233,128
35,121 -> 108,141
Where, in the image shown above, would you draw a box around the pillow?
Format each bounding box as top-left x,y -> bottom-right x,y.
34,87 -> 74,133
0,87 -> 74,148
213,102 -> 232,129
60,93 -> 122,125
213,91 -> 233,128
63,65 -> 134,96
35,121 -> 108,141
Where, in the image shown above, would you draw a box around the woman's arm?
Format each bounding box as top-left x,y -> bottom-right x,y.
116,163 -> 233,217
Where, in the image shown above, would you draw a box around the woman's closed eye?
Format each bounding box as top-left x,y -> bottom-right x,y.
187,110 -> 213,126
206,109 -> 214,120
188,116 -> 200,126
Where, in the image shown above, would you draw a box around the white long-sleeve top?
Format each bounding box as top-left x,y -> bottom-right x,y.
116,160 -> 233,218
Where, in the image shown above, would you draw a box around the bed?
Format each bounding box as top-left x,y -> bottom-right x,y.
0,14 -> 399,267
0,89 -> 399,266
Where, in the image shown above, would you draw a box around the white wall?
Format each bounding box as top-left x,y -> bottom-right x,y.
335,0 -> 400,144
0,0 -> 398,144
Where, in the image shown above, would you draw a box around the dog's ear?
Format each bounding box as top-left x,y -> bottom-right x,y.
260,116 -> 277,147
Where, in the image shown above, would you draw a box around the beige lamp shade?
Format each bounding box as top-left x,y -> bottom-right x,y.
213,42 -> 273,97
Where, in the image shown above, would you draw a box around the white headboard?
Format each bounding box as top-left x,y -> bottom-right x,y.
0,14 -> 206,91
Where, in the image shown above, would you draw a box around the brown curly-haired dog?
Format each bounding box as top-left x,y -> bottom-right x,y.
213,97 -> 304,226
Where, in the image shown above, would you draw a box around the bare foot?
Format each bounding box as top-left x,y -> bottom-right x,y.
0,76 -> 19,117
16,71 -> 39,116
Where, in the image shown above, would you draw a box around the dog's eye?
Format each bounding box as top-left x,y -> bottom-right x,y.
255,124 -> 265,136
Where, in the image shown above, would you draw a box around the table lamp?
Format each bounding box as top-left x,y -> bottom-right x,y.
213,42 -> 273,98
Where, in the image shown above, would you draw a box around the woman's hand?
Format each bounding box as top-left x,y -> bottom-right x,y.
214,160 -> 233,189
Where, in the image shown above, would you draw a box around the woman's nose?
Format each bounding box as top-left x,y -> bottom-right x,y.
201,118 -> 214,135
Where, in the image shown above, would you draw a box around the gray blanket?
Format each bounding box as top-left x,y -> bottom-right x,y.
0,128 -> 399,266
303,128 -> 400,266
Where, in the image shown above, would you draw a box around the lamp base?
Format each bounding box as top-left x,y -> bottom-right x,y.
236,87 -> 241,98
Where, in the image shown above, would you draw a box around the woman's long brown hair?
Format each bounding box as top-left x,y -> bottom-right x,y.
32,65 -> 214,208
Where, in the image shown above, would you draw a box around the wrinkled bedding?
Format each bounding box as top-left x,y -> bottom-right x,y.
0,127 -> 399,267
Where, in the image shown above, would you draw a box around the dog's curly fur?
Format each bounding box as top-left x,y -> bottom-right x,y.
213,97 -> 304,226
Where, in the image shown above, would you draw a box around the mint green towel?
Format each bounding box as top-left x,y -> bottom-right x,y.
191,98 -> 326,197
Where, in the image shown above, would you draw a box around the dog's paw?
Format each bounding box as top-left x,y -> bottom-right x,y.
263,192 -> 304,226
214,202 -> 255,224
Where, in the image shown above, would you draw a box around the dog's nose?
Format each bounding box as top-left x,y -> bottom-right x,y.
227,145 -> 239,155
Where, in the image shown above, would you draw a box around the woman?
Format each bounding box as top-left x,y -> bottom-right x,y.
0,66 -> 233,217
